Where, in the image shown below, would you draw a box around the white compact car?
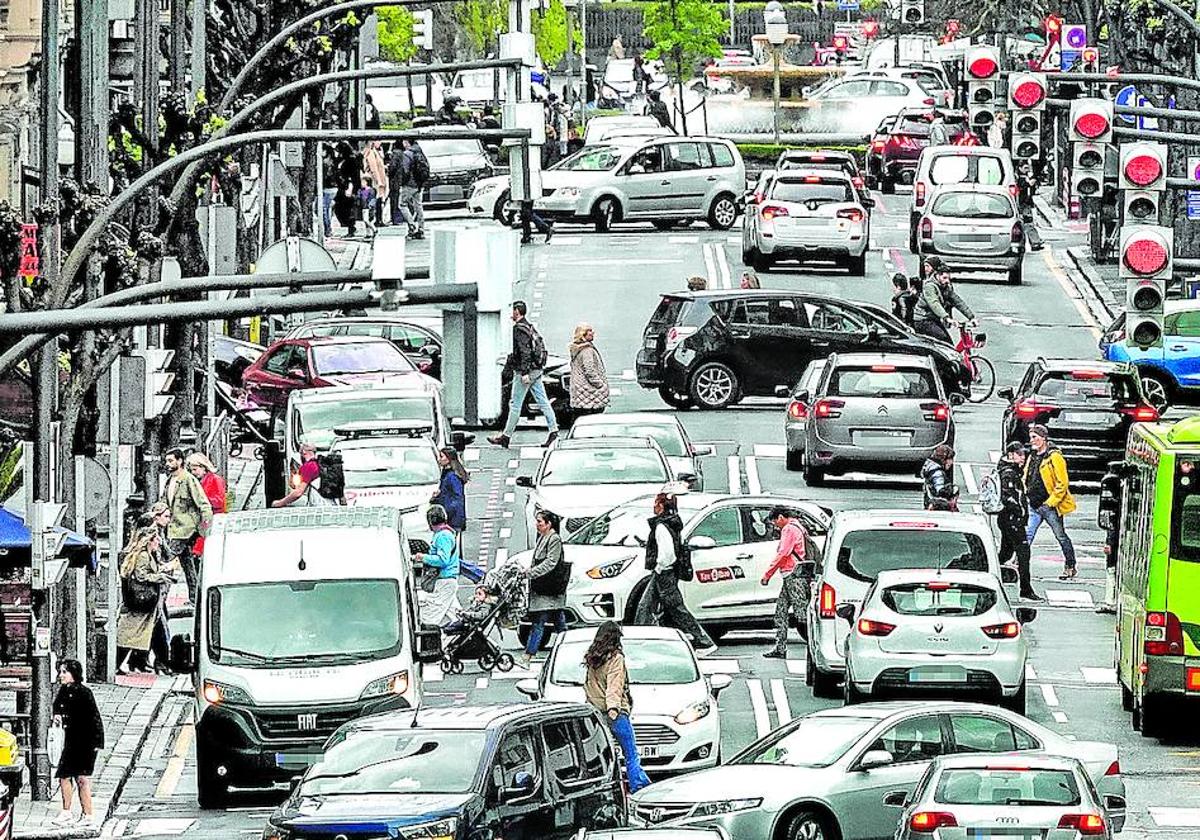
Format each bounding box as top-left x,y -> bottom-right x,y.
517,627 -> 731,774
515,437 -> 678,545
510,493 -> 831,641
841,569 -> 1035,712
806,510 -> 1017,698
564,412 -> 713,490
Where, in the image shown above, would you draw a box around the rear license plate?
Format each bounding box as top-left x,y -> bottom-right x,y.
908,666 -> 967,683
961,233 -> 993,242
853,429 -> 911,446
638,745 -> 659,758
1061,411 -> 1109,424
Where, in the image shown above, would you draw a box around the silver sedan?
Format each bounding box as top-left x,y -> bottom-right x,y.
916,183 -> 1026,285
629,701 -> 1125,840
894,753 -> 1125,839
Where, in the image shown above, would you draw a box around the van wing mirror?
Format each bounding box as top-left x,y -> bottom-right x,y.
515,476 -> 534,488
415,626 -> 444,664
515,678 -> 541,700
503,770 -> 536,801
451,431 -> 475,451
168,633 -> 196,674
997,386 -> 1015,401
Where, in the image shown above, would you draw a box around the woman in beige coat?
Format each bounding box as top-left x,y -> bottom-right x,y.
583,621 -> 650,791
362,141 -> 390,226
117,527 -> 177,674
568,323 -> 610,425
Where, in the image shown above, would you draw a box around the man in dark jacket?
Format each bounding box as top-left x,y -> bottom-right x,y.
488,301 -> 560,448
646,90 -> 674,132
912,256 -> 975,344
636,492 -> 717,655
921,444 -> 958,510
998,441 -> 1041,600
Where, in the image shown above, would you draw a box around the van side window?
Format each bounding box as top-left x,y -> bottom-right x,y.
667,142 -> 709,171
710,143 -> 735,168
543,719 -> 584,784
575,715 -> 612,780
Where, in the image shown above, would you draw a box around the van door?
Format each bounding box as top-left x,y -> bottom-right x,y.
488,726 -> 554,840
663,141 -> 712,214
619,145 -> 670,217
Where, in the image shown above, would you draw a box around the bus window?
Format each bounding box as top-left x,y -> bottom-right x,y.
1172,479 -> 1200,562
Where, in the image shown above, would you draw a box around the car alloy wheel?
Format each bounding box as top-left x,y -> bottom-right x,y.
690,362 -> 738,409
709,196 -> 737,230
786,810 -> 830,840
1140,375 -> 1170,412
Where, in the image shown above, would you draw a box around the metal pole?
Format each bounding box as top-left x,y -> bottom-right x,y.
169,0 -> 187,90
190,0 -> 206,107
729,0 -> 735,44
76,0 -> 109,189
773,46 -> 782,145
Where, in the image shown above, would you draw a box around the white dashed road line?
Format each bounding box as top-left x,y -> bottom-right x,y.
745,456 -> 762,495
727,455 -> 742,493
770,678 -> 793,725
1040,683 -> 1060,707
747,678 -> 772,739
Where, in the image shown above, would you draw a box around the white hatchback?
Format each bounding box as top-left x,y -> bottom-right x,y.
517,626 -> 731,774
842,569 -> 1035,712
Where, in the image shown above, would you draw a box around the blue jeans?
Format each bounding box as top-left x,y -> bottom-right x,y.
1027,504 -> 1076,569
524,609 -> 566,655
321,188 -> 337,237
610,712 -> 651,792
504,370 -> 559,437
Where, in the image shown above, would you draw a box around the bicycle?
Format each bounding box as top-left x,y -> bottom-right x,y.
955,321 -> 995,403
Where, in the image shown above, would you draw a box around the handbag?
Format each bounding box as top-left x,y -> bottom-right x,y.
419,564 -> 439,594
122,575 -> 159,611
48,719 -> 64,767
531,556 -> 572,597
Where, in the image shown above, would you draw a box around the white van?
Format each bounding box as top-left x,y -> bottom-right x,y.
171,506 -> 441,807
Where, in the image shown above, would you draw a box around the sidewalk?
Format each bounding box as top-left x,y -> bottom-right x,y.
14,678 -> 173,839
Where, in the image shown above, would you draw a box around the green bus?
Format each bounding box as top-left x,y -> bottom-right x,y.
1109,416 -> 1200,737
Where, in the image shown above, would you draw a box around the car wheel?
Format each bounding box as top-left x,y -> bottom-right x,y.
784,809 -> 835,840
1140,373 -> 1171,413
881,177 -> 895,195
803,464 -> 826,487
742,245 -> 759,265
624,577 -> 653,624
845,251 -> 866,277
908,224 -> 919,254
493,190 -> 515,226
1002,680 -> 1027,715
811,664 -> 840,699
804,646 -> 816,686
843,669 -> 867,705
1008,262 -> 1024,285
786,448 -> 803,472
708,194 -> 738,230
657,385 -> 694,410
689,362 -> 740,410
593,197 -> 617,232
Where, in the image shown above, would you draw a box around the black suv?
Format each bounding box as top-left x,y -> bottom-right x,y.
636,290 -> 971,410
1000,358 -> 1158,480
262,703 -> 626,840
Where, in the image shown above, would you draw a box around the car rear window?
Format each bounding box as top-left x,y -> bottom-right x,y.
882,582 -> 997,616
771,180 -> 853,203
710,143 -> 736,167
648,297 -> 686,327
827,366 -> 937,398
895,116 -> 933,136
1033,371 -> 1139,405
931,191 -> 1013,218
935,768 -> 1082,807
929,154 -> 1006,186
836,527 -> 989,582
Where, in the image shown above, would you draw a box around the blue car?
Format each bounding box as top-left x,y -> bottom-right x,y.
1099,300 -> 1200,410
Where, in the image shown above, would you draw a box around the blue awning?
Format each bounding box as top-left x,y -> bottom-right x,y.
0,507 -> 95,569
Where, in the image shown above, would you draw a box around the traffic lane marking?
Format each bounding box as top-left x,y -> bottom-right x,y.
770,678 -> 793,725
1040,683 -> 1060,707
746,678 -> 771,739
154,722 -> 193,800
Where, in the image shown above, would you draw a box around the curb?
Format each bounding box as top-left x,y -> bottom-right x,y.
1064,245 -> 1117,321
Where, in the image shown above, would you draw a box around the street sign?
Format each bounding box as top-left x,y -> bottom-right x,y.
837,0 -> 859,10
1115,85 -> 1138,124
1061,24 -> 1085,70
1187,157 -> 1200,221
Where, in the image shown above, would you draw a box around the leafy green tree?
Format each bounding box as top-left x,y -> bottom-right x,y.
377,6 -> 418,63
531,0 -> 579,68
455,0 -> 507,57
642,0 -> 725,134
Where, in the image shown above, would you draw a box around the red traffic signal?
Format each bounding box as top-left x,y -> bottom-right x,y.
1044,14 -> 1062,34
1122,145 -> 1165,188
862,20 -> 879,37
1008,73 -> 1047,110
832,35 -> 849,51
1122,228 -> 1171,277
1069,99 -> 1113,143
965,46 -> 999,80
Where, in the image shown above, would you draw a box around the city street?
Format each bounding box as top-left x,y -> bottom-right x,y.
103,191 -> 1200,839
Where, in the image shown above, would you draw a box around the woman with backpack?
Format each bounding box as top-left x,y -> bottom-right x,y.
921,444 -> 959,511
271,443 -> 345,507
521,510 -> 569,666
116,526 -> 178,674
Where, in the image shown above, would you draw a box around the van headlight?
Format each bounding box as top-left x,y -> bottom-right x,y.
360,671 -> 410,700
398,816 -> 457,839
674,699 -> 711,725
202,679 -> 251,706
692,798 -> 762,817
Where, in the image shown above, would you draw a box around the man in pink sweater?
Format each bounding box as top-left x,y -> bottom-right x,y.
761,506 -> 809,659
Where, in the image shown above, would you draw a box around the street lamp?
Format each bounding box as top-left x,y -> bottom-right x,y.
764,2 -> 789,144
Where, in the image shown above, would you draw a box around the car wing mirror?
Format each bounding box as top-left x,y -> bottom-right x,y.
515,476 -> 534,488
503,771 -> 536,801
949,393 -> 965,406
708,673 -> 733,696
415,626 -> 444,663
515,678 -> 541,700
691,444 -> 715,457
863,197 -> 876,208
1000,565 -> 1019,585
775,385 -> 791,398
451,430 -> 475,451
286,368 -> 307,380
794,389 -> 811,404
836,603 -> 857,623
857,749 -> 894,770
688,535 -> 717,551
997,386 -> 1015,400
675,471 -> 698,485
883,790 -> 909,807
1015,606 -> 1037,624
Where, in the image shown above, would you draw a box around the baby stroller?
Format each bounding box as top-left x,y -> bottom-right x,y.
438,560 -> 529,675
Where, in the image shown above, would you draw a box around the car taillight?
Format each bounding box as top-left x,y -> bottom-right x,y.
1011,221 -> 1023,243
921,402 -> 950,421
910,812 -> 958,833
1014,399 -> 1043,419
982,622 -> 1020,639
1144,610 -> 1185,656
1188,667 -> 1200,691
852,175 -> 865,188
787,400 -> 808,419
1009,183 -> 1020,198
923,97 -> 936,105
1058,814 -> 1106,836
1104,759 -> 1121,776
837,208 -> 865,223
664,325 -> 697,352
857,618 -> 896,636
1121,404 -> 1159,422
814,398 -> 845,418
819,582 -> 836,619
915,181 -> 927,206
761,204 -> 789,220
871,139 -> 886,152
920,217 -> 932,240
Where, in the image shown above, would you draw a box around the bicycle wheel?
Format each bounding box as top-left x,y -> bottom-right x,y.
967,355 -> 996,403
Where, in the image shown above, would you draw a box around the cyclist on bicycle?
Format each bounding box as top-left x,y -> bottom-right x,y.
912,255 -> 976,345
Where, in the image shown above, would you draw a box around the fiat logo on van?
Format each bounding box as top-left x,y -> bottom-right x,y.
297,713 -> 318,731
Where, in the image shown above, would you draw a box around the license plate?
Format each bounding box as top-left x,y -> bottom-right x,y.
638,745 -> 659,758
854,429 -> 910,447
274,750 -> 322,769
908,666 -> 967,683
1062,411 -> 1108,424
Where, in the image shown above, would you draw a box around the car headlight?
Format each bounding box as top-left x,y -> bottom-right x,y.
202,679 -> 252,705
691,798 -> 762,817
557,186 -> 580,197
398,816 -> 458,840
359,670 -> 410,700
261,825 -> 291,840
674,699 -> 712,725
475,182 -> 498,195
587,556 -> 635,579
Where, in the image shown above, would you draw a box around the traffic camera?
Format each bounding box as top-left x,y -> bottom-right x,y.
1121,225 -> 1173,349
1119,142 -> 1168,223
1069,99 -> 1114,143
901,0 -> 925,24
1071,142 -> 1105,197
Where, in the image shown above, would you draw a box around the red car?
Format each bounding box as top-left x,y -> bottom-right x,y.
868,109 -> 976,193
241,335 -> 424,411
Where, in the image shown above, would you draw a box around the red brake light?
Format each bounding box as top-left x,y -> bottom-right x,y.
761,204 -> 789,220
1070,368 -> 1105,379
787,400 -> 808,420
1187,667 -> 1200,691
1058,814 -> 1106,836
920,401 -> 950,421
920,217 -> 933,239
915,181 -> 926,206
819,582 -> 836,619
870,364 -> 896,372
889,521 -> 938,528
871,139 -> 886,151
1014,399 -> 1042,419
837,208 -> 865,223
803,175 -> 822,183
1104,760 -> 1121,776
926,580 -> 951,591
1125,154 -> 1164,187
810,154 -> 827,161
857,618 -> 896,637
814,398 -> 845,418
1121,404 -> 1159,422
982,621 -> 1021,639
910,812 -> 958,833
923,97 -> 935,106
1144,610 -> 1185,656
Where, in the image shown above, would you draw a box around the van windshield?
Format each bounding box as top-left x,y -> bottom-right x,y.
209,579 -> 403,666
295,397 -> 436,450
837,527 -> 988,582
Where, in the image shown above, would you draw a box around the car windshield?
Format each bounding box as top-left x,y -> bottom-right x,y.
929,155 -> 1005,186
550,638 -> 699,686
882,582 -> 998,616
540,449 -> 669,486
836,527 -> 989,582
210,579 -> 402,665
311,342 -> 413,375
827,366 -> 937,399
1033,372 -> 1138,405
731,716 -> 876,768
935,768 -> 1082,807
302,730 -> 484,795
420,138 -> 484,157
771,180 -> 853,204
554,145 -> 625,171
295,397 -> 436,450
570,423 -> 686,456
338,445 -> 440,487
931,191 -> 1013,219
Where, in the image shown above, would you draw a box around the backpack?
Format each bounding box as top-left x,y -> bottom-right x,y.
520,322 -> 549,369
410,149 -> 431,187
316,452 -> 345,500
674,540 -> 694,582
979,468 -> 1004,515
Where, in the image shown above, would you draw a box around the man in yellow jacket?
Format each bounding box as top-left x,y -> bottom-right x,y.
1023,424 -> 1078,580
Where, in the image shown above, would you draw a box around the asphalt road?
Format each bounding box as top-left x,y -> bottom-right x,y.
108,191 -> 1200,839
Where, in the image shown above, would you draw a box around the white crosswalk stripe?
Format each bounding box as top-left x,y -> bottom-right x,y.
1045,589 -> 1096,609
746,678 -> 772,738
1149,808 -> 1200,827
770,678 -> 793,725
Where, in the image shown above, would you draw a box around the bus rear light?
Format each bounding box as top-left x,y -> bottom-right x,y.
1144,611 -> 1184,656
1187,667 -> 1200,691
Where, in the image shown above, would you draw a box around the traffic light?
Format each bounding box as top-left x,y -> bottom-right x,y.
964,46 -> 1000,131
1007,73 -> 1046,161
130,348 -> 175,419
1071,142 -> 1106,197
1119,141 -> 1168,223
413,8 -> 433,50
862,19 -> 879,37
1081,46 -> 1100,72
1069,98 -> 1114,143
901,0 -> 925,24
1121,225 -> 1174,349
